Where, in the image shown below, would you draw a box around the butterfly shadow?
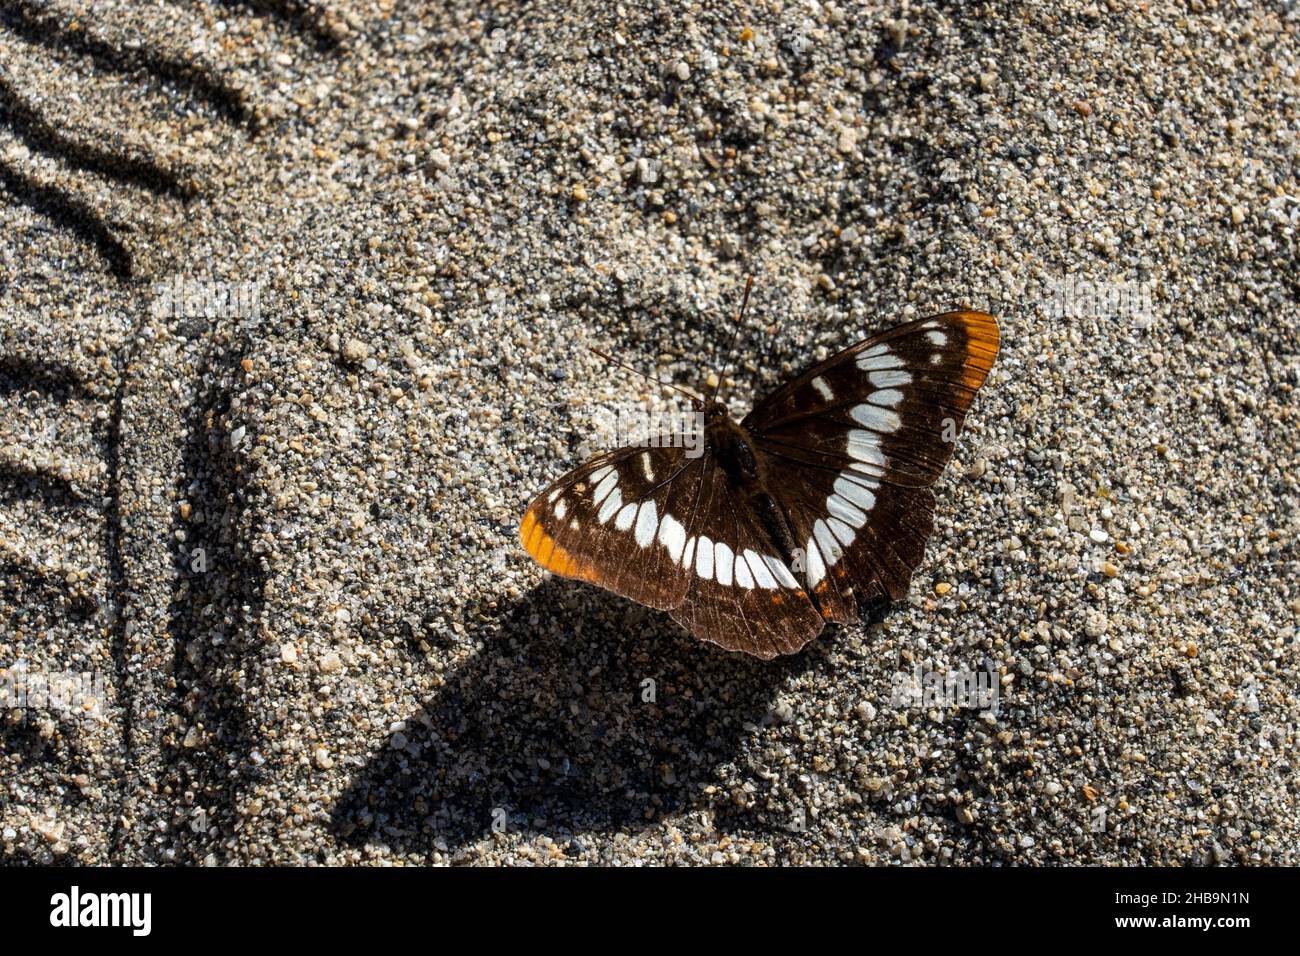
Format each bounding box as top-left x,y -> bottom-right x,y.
330,577 -> 833,857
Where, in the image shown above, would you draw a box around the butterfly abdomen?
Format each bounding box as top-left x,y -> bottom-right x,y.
752,491 -> 800,562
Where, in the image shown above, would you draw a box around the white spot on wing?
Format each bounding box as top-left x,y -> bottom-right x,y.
695,535 -> 715,580
812,376 -> 834,401
744,550 -> 777,588
714,541 -> 734,586
657,513 -> 686,562
590,465 -> 613,483
634,500 -> 658,547
927,330 -> 949,347
828,492 -> 867,527
813,519 -> 842,567
615,502 -> 638,531
847,430 -> 886,465
828,516 -> 856,547
805,535 -> 826,587
734,551 -> 755,588
834,476 -> 876,513
682,536 -> 697,570
851,403 -> 901,433
554,499 -> 568,520
869,369 -> 912,389
765,555 -> 798,588
597,488 -> 622,523
592,471 -> 618,506
857,349 -> 904,371
868,389 -> 904,408
640,452 -> 655,482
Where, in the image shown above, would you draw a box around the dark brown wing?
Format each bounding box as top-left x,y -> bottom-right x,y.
520,441 -> 823,658
667,453 -> 824,659
520,444 -> 705,611
743,310 -> 1000,623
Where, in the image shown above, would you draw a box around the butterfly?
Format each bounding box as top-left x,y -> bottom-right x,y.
519,301 -> 1000,659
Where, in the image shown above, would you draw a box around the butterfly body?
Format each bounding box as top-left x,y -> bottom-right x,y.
705,407 -> 804,567
520,310 -> 1000,659
704,406 -> 759,485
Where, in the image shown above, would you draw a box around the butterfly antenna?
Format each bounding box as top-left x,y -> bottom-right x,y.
711,274 -> 755,404
588,346 -> 701,403
759,302 -> 784,392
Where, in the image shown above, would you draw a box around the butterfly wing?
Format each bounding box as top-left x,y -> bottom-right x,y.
520,444 -> 706,611
520,441 -> 823,658
666,453 -> 824,659
743,310 -> 1000,623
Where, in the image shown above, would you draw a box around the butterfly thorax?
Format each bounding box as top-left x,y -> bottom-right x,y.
704,402 -> 801,562
703,403 -> 760,487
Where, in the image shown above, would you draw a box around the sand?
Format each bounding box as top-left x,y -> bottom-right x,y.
0,0 -> 1296,864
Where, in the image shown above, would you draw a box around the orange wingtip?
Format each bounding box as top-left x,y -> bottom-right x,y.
951,310 -> 1000,393
519,508 -> 599,582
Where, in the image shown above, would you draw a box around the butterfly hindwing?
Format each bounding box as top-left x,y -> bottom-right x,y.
667,454 -> 824,659
745,311 -> 999,622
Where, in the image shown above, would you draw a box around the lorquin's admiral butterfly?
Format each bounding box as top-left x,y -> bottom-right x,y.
520,290 -> 1000,659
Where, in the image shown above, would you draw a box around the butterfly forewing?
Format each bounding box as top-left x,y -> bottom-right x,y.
520,444 -> 705,611
747,310 -> 999,623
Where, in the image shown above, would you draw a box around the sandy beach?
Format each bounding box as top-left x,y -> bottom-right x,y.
0,0 -> 1296,864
